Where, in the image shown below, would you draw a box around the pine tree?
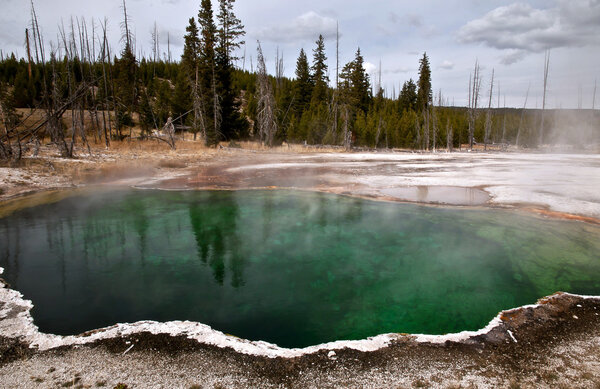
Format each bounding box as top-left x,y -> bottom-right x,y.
416,52 -> 432,112
294,48 -> 313,117
350,48 -> 371,113
216,0 -> 245,64
216,0 -> 247,139
112,0 -> 138,135
339,48 -> 370,114
198,0 -> 220,146
310,35 -> 329,106
113,45 -> 138,132
155,79 -> 172,125
182,18 -> 200,74
398,79 -> 417,113
182,17 -> 203,139
172,70 -> 192,126
12,67 -> 36,107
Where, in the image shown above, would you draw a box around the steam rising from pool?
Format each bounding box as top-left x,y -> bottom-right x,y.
1,189 -> 599,348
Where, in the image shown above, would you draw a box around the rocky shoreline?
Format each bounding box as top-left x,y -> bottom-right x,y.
2,270 -> 600,387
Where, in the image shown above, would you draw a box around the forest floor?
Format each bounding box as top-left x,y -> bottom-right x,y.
1,140 -> 600,388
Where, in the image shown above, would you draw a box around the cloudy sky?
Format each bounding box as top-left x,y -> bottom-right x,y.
1,0 -> 599,108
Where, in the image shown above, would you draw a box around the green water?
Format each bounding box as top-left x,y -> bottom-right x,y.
1,189 -> 599,348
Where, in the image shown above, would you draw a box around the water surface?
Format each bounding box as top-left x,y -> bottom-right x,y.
1,189 -> 599,348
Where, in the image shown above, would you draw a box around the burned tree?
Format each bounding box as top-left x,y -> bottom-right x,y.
539,50 -> 550,146
468,60 -> 482,150
516,84 -> 530,148
256,42 -> 277,147
0,82 -> 22,159
446,118 -> 453,152
484,69 -> 494,151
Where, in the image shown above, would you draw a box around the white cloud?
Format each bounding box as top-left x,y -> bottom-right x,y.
499,50 -> 527,65
404,14 -> 423,28
157,27 -> 184,47
385,66 -> 416,74
256,11 -> 337,43
458,0 -> 600,63
438,60 -> 454,70
363,61 -> 377,74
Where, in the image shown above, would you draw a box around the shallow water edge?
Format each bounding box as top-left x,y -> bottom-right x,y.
1,184 -> 599,226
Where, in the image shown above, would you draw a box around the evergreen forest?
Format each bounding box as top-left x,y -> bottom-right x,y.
1,0 -> 598,160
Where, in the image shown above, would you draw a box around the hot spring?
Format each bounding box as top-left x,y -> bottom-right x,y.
1,189 -> 599,348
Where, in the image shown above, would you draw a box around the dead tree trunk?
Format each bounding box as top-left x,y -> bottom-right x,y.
423,110 -> 430,151
256,42 -> 277,147
468,61 -> 482,150
593,79 -> 597,110
446,118 -> 453,152
539,50 -> 550,146
484,69 -> 494,151
415,115 -> 421,150
211,65 -> 222,144
516,84 -> 530,148
343,105 -> 351,150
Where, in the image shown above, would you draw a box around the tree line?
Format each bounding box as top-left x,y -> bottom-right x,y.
1,0 -> 598,160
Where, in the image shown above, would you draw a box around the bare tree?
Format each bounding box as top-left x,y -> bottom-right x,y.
516,83 -> 530,148
501,94 -> 507,148
343,106 -> 351,150
484,69 -> 494,151
275,47 -> 284,90
431,90 -> 443,152
593,79 -> 597,110
468,60 -> 482,150
446,118 -> 453,152
327,22 -> 340,146
120,0 -> 133,50
0,82 -> 21,159
336,21 -> 339,89
151,21 -> 159,76
99,19 -> 113,147
163,116 -> 176,149
415,115 -> 421,150
256,42 -> 277,146
211,65 -> 222,143
166,32 -> 172,63
423,109 -> 429,151
539,50 -> 550,145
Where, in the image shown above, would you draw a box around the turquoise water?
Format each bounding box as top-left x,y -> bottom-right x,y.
1,189 -> 599,348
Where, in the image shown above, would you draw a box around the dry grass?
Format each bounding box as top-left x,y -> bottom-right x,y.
228,140 -> 346,153
157,159 -> 187,169
12,107 -> 360,156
